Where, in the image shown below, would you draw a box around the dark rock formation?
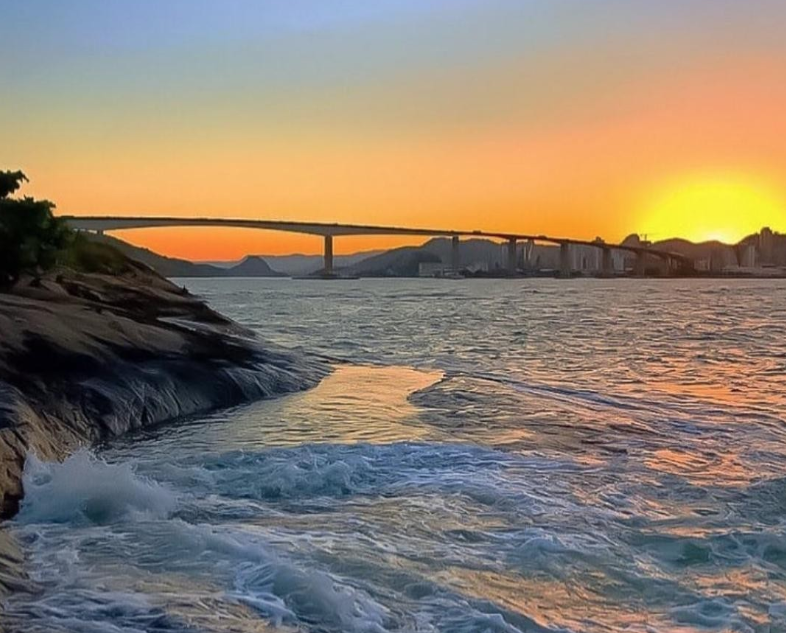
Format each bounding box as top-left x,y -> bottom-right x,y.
0,267 -> 328,521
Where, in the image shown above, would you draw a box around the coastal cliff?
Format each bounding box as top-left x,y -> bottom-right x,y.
0,263 -> 328,521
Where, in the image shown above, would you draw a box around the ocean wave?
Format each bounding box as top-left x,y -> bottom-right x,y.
9,440 -> 784,633
16,451 -> 178,525
178,442 -> 580,520
231,559 -> 389,632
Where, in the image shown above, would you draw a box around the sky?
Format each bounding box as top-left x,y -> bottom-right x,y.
2,0 -> 786,259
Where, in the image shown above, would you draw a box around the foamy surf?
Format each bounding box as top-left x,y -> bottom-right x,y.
17,450 -> 178,525
5,442 -> 572,633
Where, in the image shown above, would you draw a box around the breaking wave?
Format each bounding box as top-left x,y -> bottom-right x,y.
17,450 -> 178,525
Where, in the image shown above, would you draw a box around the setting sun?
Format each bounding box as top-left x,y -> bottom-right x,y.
637,175 -> 786,244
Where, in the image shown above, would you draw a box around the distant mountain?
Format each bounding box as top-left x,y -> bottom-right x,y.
343,238 -> 513,277
652,238 -> 739,268
228,256 -> 283,277
92,234 -> 228,277
420,238 -> 508,268
207,250 -> 385,276
90,235 -> 282,277
87,228 -> 784,280
342,246 -> 441,277
653,237 -> 724,256
92,234 -> 514,279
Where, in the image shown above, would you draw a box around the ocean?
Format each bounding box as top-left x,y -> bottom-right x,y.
6,278 -> 786,632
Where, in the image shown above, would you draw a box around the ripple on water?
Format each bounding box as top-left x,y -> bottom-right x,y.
7,279 -> 786,633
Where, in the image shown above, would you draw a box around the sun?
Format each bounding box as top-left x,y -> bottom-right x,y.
637,174 -> 785,244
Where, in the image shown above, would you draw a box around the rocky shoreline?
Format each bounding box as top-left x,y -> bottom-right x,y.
0,264 -> 328,599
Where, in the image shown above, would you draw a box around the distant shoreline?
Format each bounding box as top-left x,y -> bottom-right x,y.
94,231 -> 786,280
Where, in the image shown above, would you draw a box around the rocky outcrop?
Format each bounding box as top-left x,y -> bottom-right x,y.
0,529 -> 28,604
0,267 -> 328,520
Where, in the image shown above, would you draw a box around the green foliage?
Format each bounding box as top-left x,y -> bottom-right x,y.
0,170 -> 74,287
62,233 -> 136,275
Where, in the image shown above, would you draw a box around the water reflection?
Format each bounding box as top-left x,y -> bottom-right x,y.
8,279 -> 786,633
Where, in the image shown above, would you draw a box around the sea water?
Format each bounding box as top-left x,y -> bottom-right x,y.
5,278 -> 786,632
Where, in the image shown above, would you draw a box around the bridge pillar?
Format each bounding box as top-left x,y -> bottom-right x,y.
324,235 -> 334,277
601,247 -> 613,277
451,236 -> 460,274
507,238 -> 517,275
559,243 -> 572,278
634,251 -> 646,277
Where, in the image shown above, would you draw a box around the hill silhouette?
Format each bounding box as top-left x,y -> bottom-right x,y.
224,256 -> 283,277
92,235 -> 283,277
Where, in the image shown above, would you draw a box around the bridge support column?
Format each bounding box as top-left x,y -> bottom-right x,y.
601,248 -> 613,277
323,235 -> 334,277
525,240 -> 534,269
634,251 -> 646,277
451,236 -> 460,274
507,238 -> 517,275
559,243 -> 572,278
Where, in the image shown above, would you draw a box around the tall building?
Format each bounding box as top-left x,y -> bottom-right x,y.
759,227 -> 775,265
741,244 -> 757,268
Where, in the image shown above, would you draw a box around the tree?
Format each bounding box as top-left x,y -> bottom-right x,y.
0,170 -> 27,198
0,170 -> 73,288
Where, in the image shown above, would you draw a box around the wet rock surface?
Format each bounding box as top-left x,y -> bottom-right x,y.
0,268 -> 327,600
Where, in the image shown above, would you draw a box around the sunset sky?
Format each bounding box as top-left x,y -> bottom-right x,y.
3,1 -> 786,259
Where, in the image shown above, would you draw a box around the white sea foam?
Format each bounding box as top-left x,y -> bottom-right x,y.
16,450 -> 178,525
232,559 -> 389,633
164,520 -> 390,632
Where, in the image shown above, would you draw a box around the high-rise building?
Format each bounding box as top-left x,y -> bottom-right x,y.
759,227 -> 775,264
741,244 -> 757,268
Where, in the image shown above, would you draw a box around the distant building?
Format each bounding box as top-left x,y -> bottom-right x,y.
740,227 -> 786,269
741,244 -> 757,268
710,247 -> 734,272
524,244 -> 560,271
572,244 -> 599,273
419,260 -> 490,277
418,262 -> 451,277
465,261 -> 489,274
760,227 -> 775,264
693,247 -> 736,273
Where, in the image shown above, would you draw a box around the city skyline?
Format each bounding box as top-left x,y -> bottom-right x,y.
3,0 -> 786,259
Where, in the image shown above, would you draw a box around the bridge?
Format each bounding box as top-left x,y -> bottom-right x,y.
62,216 -> 693,277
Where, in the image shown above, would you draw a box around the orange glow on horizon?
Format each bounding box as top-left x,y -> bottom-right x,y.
117,228 -> 430,261
9,53 -> 786,260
